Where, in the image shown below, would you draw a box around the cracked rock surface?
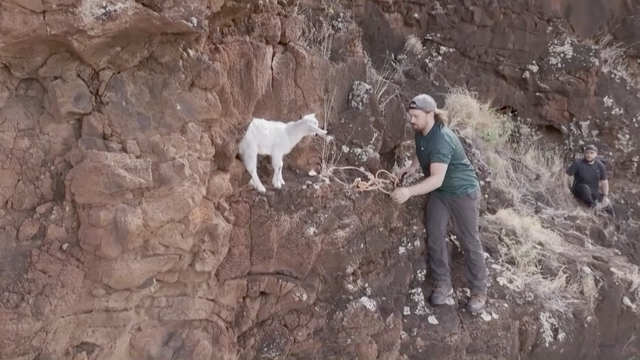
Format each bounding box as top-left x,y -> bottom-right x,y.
1,0 -> 640,360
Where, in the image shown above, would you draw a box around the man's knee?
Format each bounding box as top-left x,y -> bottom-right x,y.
572,184 -> 594,202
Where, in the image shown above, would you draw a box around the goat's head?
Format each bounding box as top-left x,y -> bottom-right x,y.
300,113 -> 327,137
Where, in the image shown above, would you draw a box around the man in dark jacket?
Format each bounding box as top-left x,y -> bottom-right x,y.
564,144 -> 613,216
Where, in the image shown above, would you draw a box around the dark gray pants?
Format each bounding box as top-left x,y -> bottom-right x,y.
425,190 -> 488,294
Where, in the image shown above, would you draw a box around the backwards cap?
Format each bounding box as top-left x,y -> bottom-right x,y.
408,94 -> 438,112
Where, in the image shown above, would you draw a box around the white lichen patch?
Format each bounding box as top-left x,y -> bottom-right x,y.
340,143 -> 380,164
432,1 -> 445,14
257,334 -> 288,359
615,128 -> 636,153
416,269 -> 426,281
348,81 -> 373,110
399,236 -> 422,255
78,0 -> 134,25
349,145 -> 379,163
330,12 -> 351,33
427,315 -> 439,324
548,37 -> 575,67
344,275 -> 372,296
539,311 -> 566,347
419,35 -> 456,84
292,288 -> 308,302
305,226 -> 318,236
579,120 -> 591,137
409,288 -> 431,315
480,311 -> 492,322
359,296 -> 377,311
526,61 -> 539,73
603,95 -> 624,115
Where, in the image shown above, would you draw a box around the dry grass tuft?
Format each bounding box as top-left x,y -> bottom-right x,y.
403,34 -> 424,56
585,32 -> 640,87
487,209 -> 593,314
444,87 -> 512,150
593,34 -> 629,74
366,53 -> 403,109
294,3 -> 335,59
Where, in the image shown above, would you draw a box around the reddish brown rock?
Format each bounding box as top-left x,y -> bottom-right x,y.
1,1 -> 640,360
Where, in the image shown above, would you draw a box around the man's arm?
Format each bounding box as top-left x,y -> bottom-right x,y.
563,161 -> 577,190
407,162 -> 448,197
563,172 -> 572,190
601,179 -> 609,197
599,162 -> 609,197
406,139 -> 452,197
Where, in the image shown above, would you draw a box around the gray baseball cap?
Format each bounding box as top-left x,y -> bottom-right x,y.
584,144 -> 598,152
408,94 -> 437,112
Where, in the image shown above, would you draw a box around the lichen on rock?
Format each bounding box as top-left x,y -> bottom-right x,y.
348,80 -> 372,110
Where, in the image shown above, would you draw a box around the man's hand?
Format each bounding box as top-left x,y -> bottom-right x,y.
391,187 -> 413,204
602,195 -> 610,205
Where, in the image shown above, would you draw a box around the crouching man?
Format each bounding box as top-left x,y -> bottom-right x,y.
563,144 -> 614,216
391,94 -> 489,313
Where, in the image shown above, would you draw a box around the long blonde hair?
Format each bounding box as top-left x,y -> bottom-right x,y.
434,108 -> 450,125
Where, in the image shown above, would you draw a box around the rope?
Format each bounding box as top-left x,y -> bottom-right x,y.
324,166 -> 400,195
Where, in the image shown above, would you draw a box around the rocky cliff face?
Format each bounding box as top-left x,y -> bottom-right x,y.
1,1 -> 640,360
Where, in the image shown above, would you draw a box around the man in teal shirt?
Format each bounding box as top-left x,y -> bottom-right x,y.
391,94 -> 489,313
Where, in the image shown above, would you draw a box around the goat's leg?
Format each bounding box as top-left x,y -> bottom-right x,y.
278,163 -> 285,186
241,146 -> 267,193
271,153 -> 284,189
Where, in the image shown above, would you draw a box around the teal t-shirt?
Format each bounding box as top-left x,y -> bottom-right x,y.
414,122 -> 480,197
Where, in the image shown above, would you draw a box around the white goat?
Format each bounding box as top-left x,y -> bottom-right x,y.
238,113 -> 327,193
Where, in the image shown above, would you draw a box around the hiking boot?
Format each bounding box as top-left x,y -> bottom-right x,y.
430,284 -> 453,306
466,293 -> 487,313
